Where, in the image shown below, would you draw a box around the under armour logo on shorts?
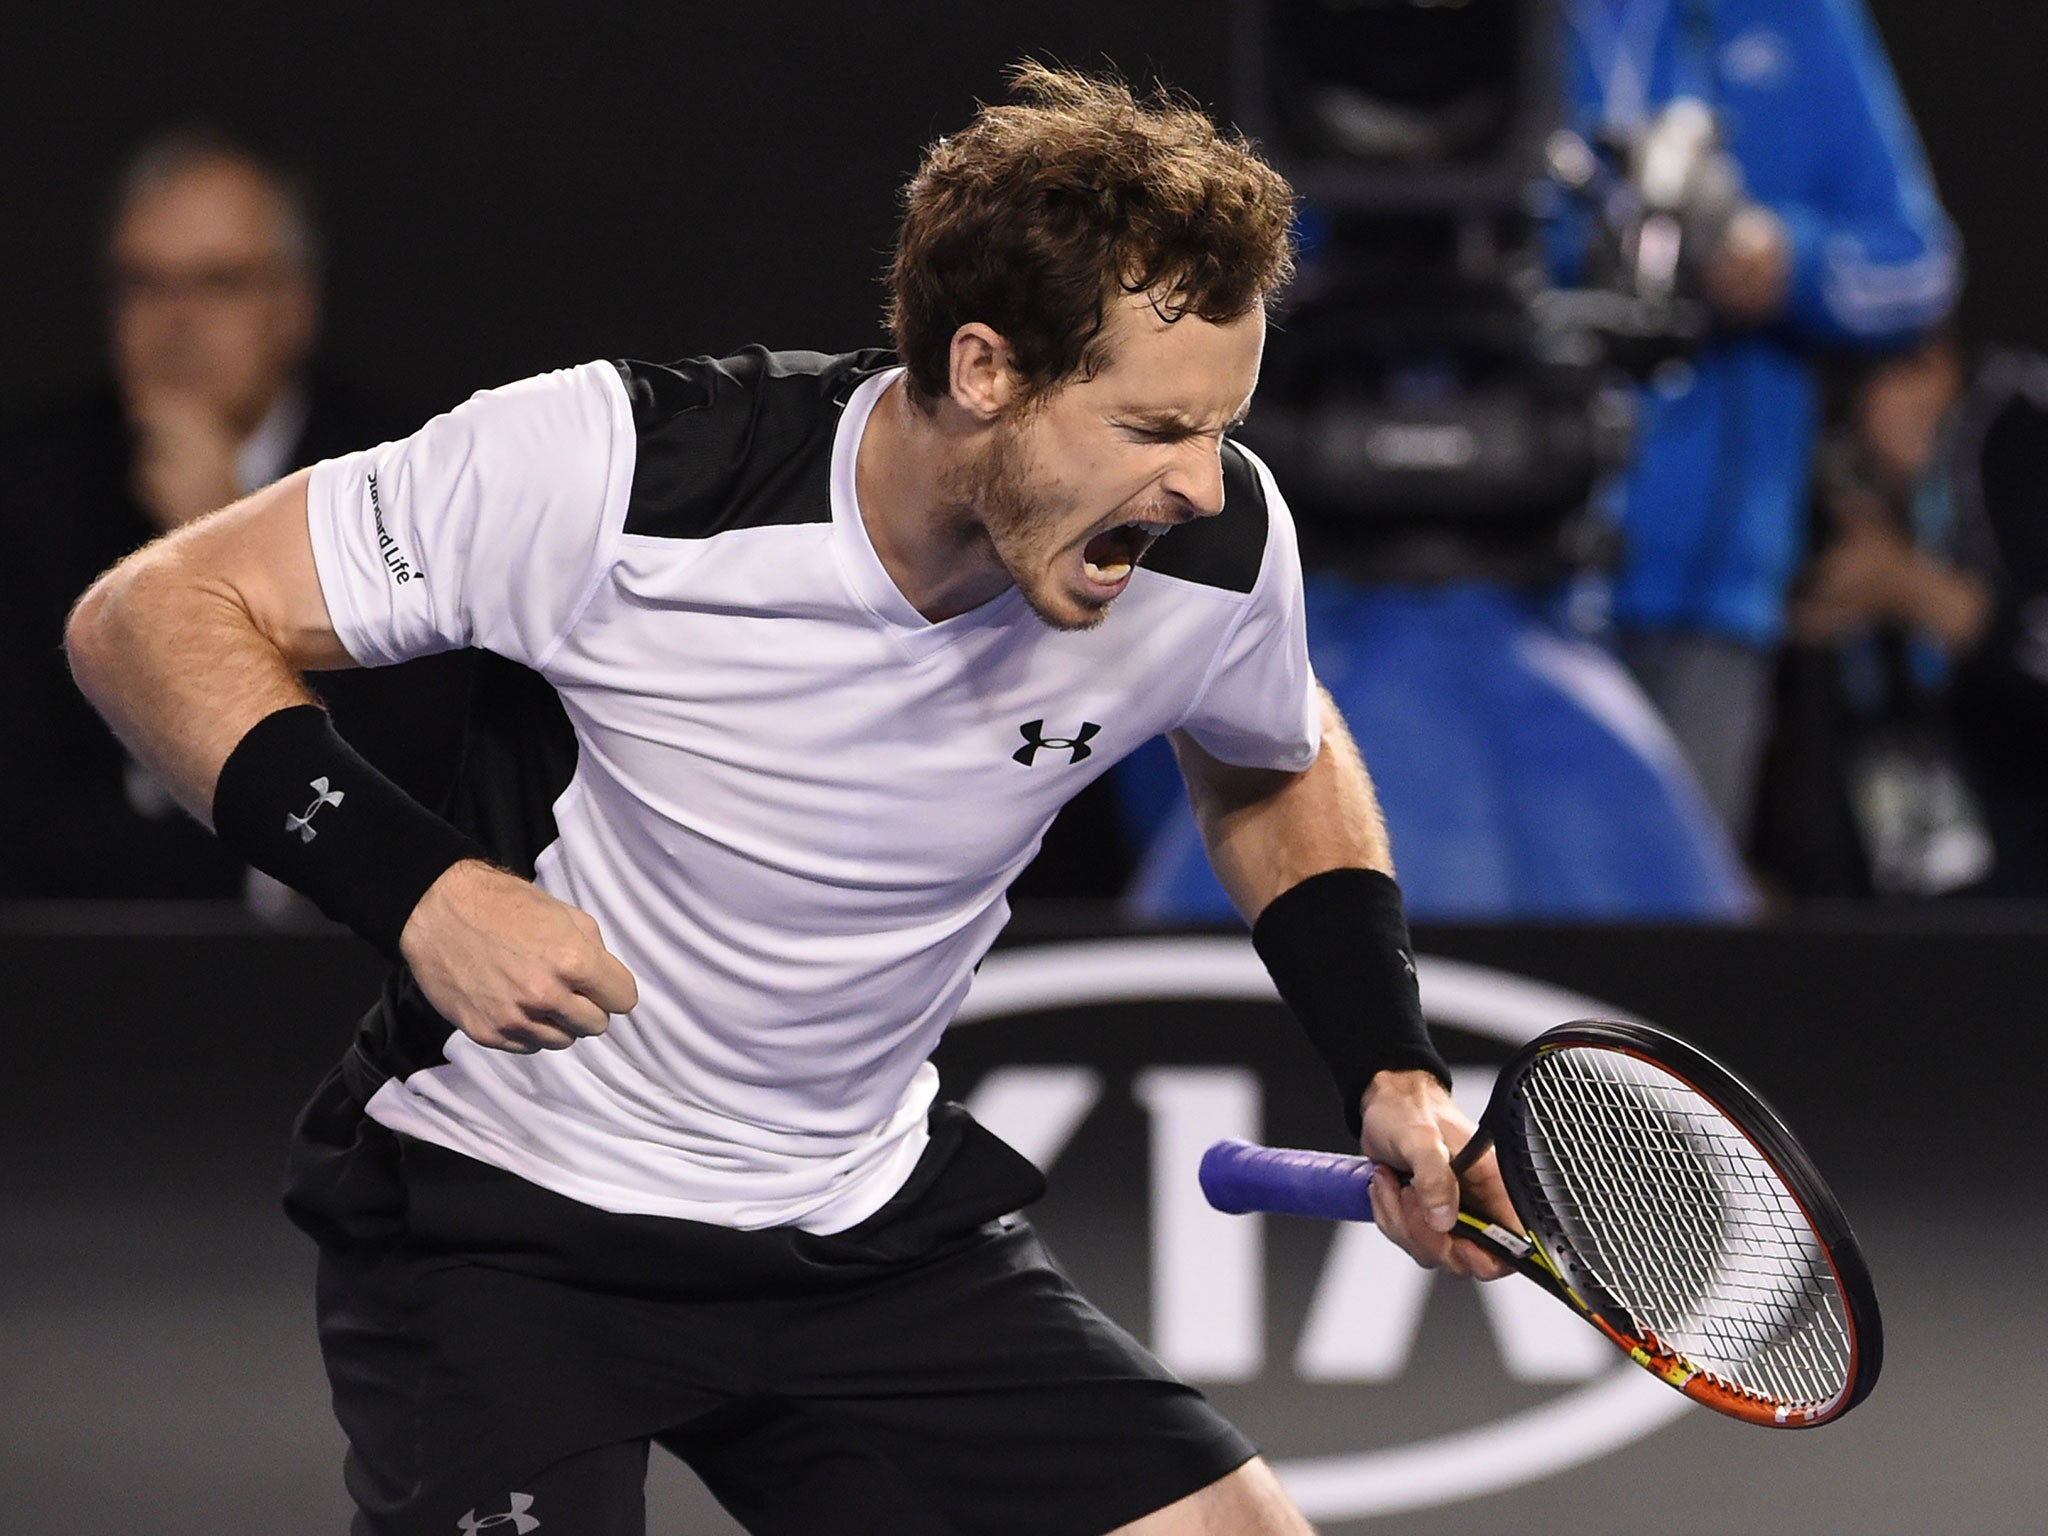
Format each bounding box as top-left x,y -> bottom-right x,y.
285,776 -> 346,843
457,1493 -> 539,1534
1014,720 -> 1101,766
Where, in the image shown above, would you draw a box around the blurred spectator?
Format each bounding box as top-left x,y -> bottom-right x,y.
1554,0 -> 1959,845
1760,340 -> 2048,896
0,128 -> 468,900
1757,337 -> 1989,894
1943,353 -> 2048,895
1792,338 -> 1990,660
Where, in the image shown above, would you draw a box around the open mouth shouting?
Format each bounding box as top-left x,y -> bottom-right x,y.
1079,517 -> 1176,595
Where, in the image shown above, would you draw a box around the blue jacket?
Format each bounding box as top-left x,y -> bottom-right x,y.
1556,0 -> 1958,644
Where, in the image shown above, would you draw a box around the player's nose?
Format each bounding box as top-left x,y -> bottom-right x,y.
1162,439 -> 1226,520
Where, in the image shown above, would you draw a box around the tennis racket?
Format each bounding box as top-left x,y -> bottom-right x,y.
1199,1019 -> 1882,1427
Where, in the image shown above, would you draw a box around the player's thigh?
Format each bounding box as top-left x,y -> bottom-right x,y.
661,1400 -> 959,1536
317,1246 -> 665,1536
348,1441 -> 652,1536
1108,1457 -> 1312,1536
756,1220 -> 1257,1536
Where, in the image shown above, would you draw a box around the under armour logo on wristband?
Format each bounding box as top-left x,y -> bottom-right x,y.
457,1494 -> 538,1534
1014,720 -> 1101,765
284,776 -> 346,843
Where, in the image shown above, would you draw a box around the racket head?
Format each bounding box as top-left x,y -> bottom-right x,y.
1481,1019 -> 1882,1427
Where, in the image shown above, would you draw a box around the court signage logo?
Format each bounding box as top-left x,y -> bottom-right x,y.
953,938 -> 1692,1522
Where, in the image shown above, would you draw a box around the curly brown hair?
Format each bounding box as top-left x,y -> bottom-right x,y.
887,62 -> 1296,408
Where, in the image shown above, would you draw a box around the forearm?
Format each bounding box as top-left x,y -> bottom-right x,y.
1175,691 -> 1392,922
1183,715 -> 1505,1273
65,472 -> 348,827
70,524 -> 496,960
67,547 -> 315,828
1180,688 -> 1448,1141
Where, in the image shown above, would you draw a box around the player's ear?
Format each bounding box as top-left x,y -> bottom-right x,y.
946,324 -> 1017,421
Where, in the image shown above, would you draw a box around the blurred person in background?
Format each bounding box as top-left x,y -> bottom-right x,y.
0,127 -> 466,900
1120,0 -> 1757,923
1761,337 -> 2048,896
1554,0 -> 1959,847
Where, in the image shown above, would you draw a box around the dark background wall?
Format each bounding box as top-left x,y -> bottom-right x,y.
3,1 -> 2043,425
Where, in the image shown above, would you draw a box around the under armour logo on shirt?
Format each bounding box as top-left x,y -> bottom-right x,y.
457,1493 -> 539,1534
285,776 -> 346,843
1014,720 -> 1101,766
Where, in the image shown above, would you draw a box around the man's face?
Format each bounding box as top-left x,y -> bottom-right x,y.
961,294 -> 1266,631
106,157 -> 318,434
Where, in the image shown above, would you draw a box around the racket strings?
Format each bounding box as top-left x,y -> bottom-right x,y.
1513,1048 -> 1852,1411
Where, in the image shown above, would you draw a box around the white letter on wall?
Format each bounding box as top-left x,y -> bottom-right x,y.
1132,1067 -> 1264,1381
961,1066 -> 1104,1173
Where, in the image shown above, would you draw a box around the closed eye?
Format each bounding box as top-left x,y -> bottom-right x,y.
1117,415 -> 1249,444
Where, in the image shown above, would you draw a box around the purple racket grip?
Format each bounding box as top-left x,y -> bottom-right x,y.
1198,1139 -> 1379,1221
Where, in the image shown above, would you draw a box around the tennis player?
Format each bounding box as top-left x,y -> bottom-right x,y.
68,64 -> 1510,1535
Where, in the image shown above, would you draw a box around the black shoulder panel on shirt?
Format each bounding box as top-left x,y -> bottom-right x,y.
1141,439 -> 1271,596
614,347 -> 895,539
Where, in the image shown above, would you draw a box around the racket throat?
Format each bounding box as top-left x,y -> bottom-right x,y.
1450,1126 -> 1496,1176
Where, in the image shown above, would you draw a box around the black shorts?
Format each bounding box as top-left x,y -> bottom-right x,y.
285,1063 -> 1255,1536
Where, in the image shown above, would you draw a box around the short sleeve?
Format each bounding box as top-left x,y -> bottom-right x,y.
304,360 -> 635,670
1176,451 -> 1323,771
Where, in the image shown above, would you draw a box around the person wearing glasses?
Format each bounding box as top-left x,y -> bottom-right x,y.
1,129 -> 465,898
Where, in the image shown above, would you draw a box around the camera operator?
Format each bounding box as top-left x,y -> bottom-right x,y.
1553,0 -> 1958,845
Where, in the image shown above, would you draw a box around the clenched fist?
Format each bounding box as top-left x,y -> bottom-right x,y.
399,859 -> 640,1053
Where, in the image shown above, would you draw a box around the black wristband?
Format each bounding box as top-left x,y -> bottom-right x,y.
1251,867 -> 1451,1137
211,704 -> 487,960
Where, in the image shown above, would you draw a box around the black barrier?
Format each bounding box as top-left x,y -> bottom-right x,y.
2,908 -> 2042,1533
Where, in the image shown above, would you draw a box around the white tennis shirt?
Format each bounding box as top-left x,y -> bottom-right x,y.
305,349 -> 1320,1232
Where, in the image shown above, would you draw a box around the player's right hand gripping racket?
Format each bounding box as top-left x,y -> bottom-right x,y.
1199,1020 -> 1882,1427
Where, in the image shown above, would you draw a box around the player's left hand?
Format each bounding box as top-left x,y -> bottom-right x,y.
1358,1069 -> 1517,1281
